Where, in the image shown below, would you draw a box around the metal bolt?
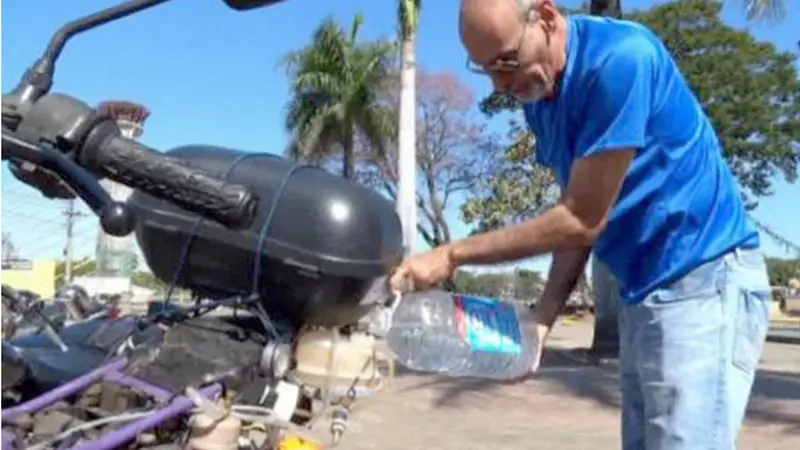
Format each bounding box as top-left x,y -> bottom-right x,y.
329,405 -> 350,446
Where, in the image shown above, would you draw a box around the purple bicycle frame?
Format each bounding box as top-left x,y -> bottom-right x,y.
1,356 -> 222,450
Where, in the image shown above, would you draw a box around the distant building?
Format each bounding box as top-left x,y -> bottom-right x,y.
789,278 -> 799,294
86,100 -> 151,298
94,100 -> 150,280
1,259 -> 57,298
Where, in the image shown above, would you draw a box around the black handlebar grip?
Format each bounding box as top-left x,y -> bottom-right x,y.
91,135 -> 257,229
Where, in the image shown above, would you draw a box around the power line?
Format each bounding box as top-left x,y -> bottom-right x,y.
750,215 -> 800,257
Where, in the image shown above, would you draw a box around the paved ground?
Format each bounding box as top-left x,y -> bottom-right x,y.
334,318 -> 800,450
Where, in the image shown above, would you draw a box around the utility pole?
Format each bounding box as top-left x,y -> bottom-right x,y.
63,200 -> 85,283
2,232 -> 19,262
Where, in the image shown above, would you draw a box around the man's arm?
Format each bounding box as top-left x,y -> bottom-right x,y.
534,247 -> 591,343
447,149 -> 634,266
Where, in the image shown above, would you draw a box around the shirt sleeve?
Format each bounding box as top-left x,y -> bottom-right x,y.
574,39 -> 656,159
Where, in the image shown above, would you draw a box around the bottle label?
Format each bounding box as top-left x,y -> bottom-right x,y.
454,295 -> 522,355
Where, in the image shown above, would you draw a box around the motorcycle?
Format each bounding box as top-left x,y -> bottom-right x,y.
1,0 -> 404,448
2,283 -> 123,397
1,282 -> 136,397
2,284 -> 118,342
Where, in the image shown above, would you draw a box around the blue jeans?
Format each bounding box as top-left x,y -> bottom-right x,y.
619,248 -> 771,450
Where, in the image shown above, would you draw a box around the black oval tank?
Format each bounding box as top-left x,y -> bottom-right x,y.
128,145 -> 404,326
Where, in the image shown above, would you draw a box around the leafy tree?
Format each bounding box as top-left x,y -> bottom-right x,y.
513,268 -> 546,300
96,250 -> 139,278
281,14 -> 396,179
453,270 -> 506,297
358,69 -> 497,247
54,258 -> 97,289
452,268 -> 544,300
132,271 -> 170,293
631,0 -> 799,205
766,257 -> 800,287
465,0 -> 799,229
461,119 -> 559,231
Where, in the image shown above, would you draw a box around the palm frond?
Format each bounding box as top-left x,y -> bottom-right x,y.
398,0 -> 422,39
350,12 -> 365,43
357,103 -> 397,161
293,72 -> 345,97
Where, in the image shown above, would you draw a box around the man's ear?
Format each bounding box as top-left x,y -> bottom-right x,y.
536,0 -> 561,25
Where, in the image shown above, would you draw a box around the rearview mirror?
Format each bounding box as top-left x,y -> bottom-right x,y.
222,0 -> 290,10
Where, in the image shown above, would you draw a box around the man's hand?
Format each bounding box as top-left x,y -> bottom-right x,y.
530,247 -> 591,374
505,323 -> 549,380
530,323 -> 550,373
389,246 -> 456,293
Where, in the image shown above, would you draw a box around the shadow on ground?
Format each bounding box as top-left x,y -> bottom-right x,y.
395,347 -> 800,432
747,369 -> 800,434
394,348 -> 619,408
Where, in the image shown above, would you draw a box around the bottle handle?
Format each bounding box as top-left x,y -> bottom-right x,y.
364,290 -> 405,338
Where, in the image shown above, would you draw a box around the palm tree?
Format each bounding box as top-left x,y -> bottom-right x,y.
281,14 -> 396,179
396,0 -> 422,253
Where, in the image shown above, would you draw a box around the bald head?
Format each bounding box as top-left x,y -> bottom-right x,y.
458,0 -> 568,102
459,0 -> 534,20
459,0 -> 528,61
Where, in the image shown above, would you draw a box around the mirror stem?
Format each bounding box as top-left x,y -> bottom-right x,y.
15,0 -> 173,105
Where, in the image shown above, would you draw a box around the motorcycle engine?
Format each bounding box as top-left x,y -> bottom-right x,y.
122,287 -> 397,448
254,294 -> 398,446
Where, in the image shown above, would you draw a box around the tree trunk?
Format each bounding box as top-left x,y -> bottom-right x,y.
397,32 -> 418,254
589,0 -> 623,18
588,0 -> 622,359
590,257 -> 621,359
342,134 -> 354,179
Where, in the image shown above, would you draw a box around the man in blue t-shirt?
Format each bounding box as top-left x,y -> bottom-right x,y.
389,0 -> 772,448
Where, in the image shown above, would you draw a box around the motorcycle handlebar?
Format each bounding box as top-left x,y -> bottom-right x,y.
84,133 -> 258,230
3,86 -> 258,233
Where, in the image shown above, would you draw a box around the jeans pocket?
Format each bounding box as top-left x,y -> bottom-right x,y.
731,288 -> 770,374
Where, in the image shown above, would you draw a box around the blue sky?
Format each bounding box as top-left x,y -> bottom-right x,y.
2,0 -> 798,275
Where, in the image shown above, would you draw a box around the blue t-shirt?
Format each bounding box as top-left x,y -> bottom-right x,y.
523,15 -> 759,304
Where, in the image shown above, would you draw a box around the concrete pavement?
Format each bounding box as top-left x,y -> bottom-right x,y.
333,318 -> 800,450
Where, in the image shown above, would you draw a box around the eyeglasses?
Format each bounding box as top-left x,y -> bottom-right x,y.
465,58 -> 522,75
465,14 -> 531,75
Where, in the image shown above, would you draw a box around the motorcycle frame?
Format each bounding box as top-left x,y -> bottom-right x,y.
1,356 -> 223,450
1,294 -> 266,449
